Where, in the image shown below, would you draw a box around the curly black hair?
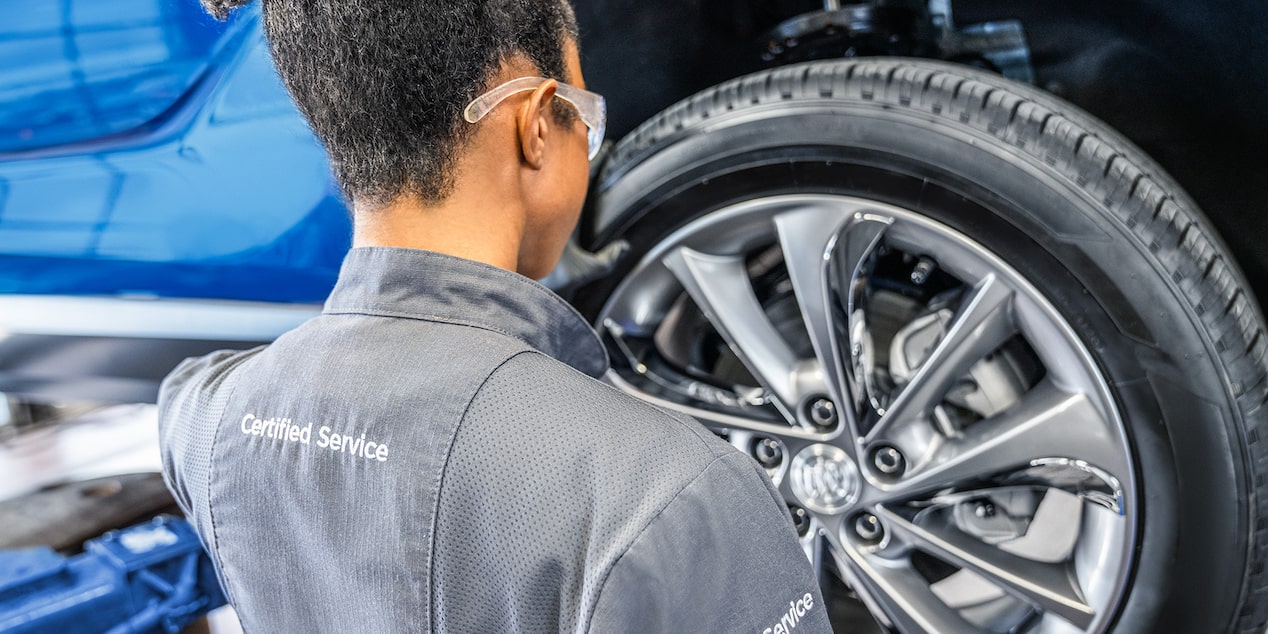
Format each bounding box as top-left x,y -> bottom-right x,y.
203,0 -> 578,205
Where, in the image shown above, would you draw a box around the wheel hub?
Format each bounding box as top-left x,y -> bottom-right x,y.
789,444 -> 860,514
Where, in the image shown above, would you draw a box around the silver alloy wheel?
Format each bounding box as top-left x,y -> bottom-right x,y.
598,195 -> 1137,632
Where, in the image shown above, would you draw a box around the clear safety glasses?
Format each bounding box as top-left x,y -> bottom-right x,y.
463,77 -> 607,160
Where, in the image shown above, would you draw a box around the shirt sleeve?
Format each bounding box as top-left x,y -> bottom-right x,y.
156,348 -> 261,522
587,451 -> 832,633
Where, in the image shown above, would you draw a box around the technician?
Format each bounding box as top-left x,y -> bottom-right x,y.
158,0 -> 830,631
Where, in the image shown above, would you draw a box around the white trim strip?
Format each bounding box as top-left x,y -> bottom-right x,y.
0,295 -> 321,341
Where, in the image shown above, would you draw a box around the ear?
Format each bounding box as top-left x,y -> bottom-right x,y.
516,79 -> 559,170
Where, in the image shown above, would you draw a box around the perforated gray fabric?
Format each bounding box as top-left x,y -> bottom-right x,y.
432,351 -> 831,634
587,452 -> 832,633
157,349 -> 261,549
157,347 -> 263,607
433,351 -> 735,633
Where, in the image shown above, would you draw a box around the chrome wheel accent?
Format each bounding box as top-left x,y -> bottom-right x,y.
599,195 -> 1136,632
790,443 -> 861,514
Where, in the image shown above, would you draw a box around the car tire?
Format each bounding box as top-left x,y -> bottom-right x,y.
581,58 -> 1268,632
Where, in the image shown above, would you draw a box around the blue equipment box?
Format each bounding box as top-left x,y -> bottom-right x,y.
0,516 -> 226,633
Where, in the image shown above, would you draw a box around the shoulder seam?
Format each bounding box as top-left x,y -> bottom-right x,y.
583,451 -> 743,632
427,347 -> 536,626
202,352 -> 257,612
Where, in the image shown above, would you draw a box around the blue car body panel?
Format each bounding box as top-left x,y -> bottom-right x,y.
0,1 -> 223,153
0,2 -> 350,304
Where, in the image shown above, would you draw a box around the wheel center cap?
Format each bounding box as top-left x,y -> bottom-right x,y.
790,444 -> 860,514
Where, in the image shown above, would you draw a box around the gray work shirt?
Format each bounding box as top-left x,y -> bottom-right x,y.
158,247 -> 829,633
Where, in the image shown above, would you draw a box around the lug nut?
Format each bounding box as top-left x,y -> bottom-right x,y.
872,445 -> 906,476
911,256 -> 937,285
853,513 -> 884,543
789,505 -> 812,537
753,437 -> 783,469
805,397 -> 838,429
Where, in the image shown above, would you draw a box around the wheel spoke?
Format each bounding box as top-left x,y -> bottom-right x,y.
1000,460 -> 1125,514
805,529 -> 829,585
775,206 -> 891,443
663,247 -> 801,422
605,369 -> 827,442
875,505 -> 1096,628
877,380 -> 1129,505
833,543 -> 980,632
866,273 -> 1016,444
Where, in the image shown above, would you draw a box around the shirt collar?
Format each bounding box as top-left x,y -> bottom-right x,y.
323,247 -> 608,377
